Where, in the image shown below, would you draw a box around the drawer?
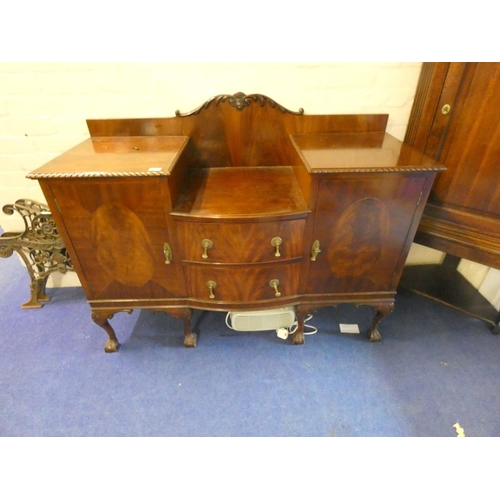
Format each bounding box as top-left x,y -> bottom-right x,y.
175,219 -> 306,264
184,263 -> 302,303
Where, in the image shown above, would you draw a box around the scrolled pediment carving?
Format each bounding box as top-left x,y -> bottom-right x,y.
175,92 -> 305,117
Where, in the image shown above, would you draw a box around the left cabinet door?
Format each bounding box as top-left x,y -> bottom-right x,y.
45,177 -> 185,300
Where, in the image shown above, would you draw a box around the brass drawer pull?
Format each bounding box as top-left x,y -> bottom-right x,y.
201,239 -> 213,259
269,279 -> 281,297
271,236 -> 282,257
163,243 -> 172,264
311,240 -> 321,261
207,280 -> 217,299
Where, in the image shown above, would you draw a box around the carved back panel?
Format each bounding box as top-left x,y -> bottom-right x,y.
87,92 -> 388,168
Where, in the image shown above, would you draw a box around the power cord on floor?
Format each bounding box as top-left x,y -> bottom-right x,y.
277,314 -> 317,340
225,312 -> 235,330
225,312 -> 317,339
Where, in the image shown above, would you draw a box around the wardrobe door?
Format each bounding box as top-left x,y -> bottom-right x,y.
406,62 -> 500,268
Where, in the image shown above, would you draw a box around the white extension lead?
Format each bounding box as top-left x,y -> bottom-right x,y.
276,315 -> 317,340
225,312 -> 317,339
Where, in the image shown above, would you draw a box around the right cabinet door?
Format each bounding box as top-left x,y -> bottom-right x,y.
307,174 -> 427,294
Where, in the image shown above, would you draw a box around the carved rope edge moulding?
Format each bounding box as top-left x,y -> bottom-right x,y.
26,166 -> 444,179
26,171 -> 169,179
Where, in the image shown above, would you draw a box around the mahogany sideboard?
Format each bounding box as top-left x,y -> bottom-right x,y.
27,93 -> 444,352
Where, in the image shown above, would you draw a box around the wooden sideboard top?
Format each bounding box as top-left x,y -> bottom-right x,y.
291,132 -> 445,173
27,136 -> 189,179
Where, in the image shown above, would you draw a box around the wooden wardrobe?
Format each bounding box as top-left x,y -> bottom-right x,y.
402,63 -> 500,330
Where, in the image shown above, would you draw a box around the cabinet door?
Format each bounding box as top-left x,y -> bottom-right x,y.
307,174 -> 427,294
48,178 -> 185,300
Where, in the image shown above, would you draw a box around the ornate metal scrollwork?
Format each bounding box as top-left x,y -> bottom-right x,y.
175,92 -> 305,117
0,199 -> 74,308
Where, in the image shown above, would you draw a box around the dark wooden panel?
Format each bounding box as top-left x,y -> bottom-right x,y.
400,257 -> 500,327
406,62 -> 500,268
184,262 -> 302,303
171,166 -> 309,219
307,174 -> 427,294
28,136 -> 189,178
48,178 -> 185,299
292,132 -> 442,172
404,62 -> 449,150
87,94 -> 388,168
434,64 -> 500,212
175,219 -> 306,264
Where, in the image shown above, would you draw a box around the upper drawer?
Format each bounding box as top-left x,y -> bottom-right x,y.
175,219 -> 306,264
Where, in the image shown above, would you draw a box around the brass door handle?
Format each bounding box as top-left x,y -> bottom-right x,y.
163,243 -> 172,264
269,279 -> 281,297
207,280 -> 217,299
201,239 -> 213,259
271,237 -> 282,257
311,240 -> 321,261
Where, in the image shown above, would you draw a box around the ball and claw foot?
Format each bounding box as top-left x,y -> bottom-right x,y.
104,338 -> 120,353
366,303 -> 393,342
184,332 -> 197,348
367,327 -> 382,342
92,310 -> 122,354
292,331 -> 305,345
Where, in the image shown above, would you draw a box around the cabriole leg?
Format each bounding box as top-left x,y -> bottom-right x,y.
168,308 -> 197,347
367,303 -> 394,342
91,310 -> 121,353
292,306 -> 307,345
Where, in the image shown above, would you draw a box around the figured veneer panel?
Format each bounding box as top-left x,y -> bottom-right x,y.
307,174 -> 428,294
175,219 -> 306,264
91,202 -> 155,287
184,263 -> 302,304
47,178 -> 185,299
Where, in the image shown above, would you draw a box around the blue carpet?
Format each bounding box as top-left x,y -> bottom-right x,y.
1,253 -> 500,437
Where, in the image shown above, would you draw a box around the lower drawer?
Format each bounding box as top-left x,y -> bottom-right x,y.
183,263 -> 302,303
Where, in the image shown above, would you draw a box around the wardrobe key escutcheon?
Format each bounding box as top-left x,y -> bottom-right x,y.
310,240 -> 321,261
201,239 -> 213,259
163,243 -> 172,264
271,237 -> 282,257
207,280 -> 217,299
269,279 -> 281,297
